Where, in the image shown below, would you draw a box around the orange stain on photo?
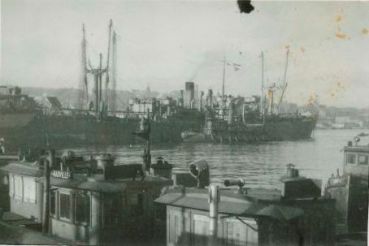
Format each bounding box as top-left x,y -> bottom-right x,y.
336,32 -> 348,40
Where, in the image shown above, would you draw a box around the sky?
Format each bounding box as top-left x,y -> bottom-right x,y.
1,0 -> 369,108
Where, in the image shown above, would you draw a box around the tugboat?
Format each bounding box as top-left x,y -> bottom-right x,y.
324,134 -> 368,237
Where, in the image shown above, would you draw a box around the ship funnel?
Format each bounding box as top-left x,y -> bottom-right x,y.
179,90 -> 184,107
207,89 -> 213,108
184,82 -> 195,109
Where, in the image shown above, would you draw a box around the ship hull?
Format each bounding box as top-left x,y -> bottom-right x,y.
184,116 -> 317,143
325,175 -> 368,233
0,113 -> 203,151
263,116 -> 316,140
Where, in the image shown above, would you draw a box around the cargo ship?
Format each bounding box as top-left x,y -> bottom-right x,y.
1,20 -> 316,150
182,103 -> 316,143
0,20 -> 204,152
181,51 -> 317,143
0,85 -> 205,152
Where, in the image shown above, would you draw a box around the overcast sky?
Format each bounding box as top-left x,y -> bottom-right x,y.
1,0 -> 369,107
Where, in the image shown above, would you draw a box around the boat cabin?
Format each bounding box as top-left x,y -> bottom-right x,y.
1,150 -> 173,245
1,161 -> 44,223
47,172 -> 171,244
325,137 -> 369,233
156,165 -> 335,246
343,140 -> 369,179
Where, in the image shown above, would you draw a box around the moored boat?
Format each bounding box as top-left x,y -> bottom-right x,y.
324,135 -> 368,235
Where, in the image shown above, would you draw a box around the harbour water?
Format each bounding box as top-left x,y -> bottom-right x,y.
73,129 -> 365,189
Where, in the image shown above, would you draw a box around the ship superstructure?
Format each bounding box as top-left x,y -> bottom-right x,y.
182,50 -> 317,143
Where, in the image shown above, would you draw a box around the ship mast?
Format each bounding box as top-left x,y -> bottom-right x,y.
82,20 -> 117,119
99,53 -> 103,110
105,19 -> 113,106
79,23 -> 88,109
89,54 -> 106,116
260,51 -> 265,123
110,31 -> 117,114
277,48 -> 289,110
222,55 -> 226,118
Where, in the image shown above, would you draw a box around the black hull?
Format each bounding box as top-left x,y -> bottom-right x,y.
0,114 -> 203,151
201,116 -> 316,143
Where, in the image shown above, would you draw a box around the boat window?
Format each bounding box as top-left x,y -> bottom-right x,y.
75,192 -> 90,224
358,155 -> 368,165
59,193 -> 71,220
346,154 -> 356,165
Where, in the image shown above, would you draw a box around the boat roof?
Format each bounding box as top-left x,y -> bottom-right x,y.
1,162 -> 43,177
344,134 -> 369,153
344,145 -> 369,153
36,174 -> 172,193
49,177 -> 127,193
155,186 -> 305,221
